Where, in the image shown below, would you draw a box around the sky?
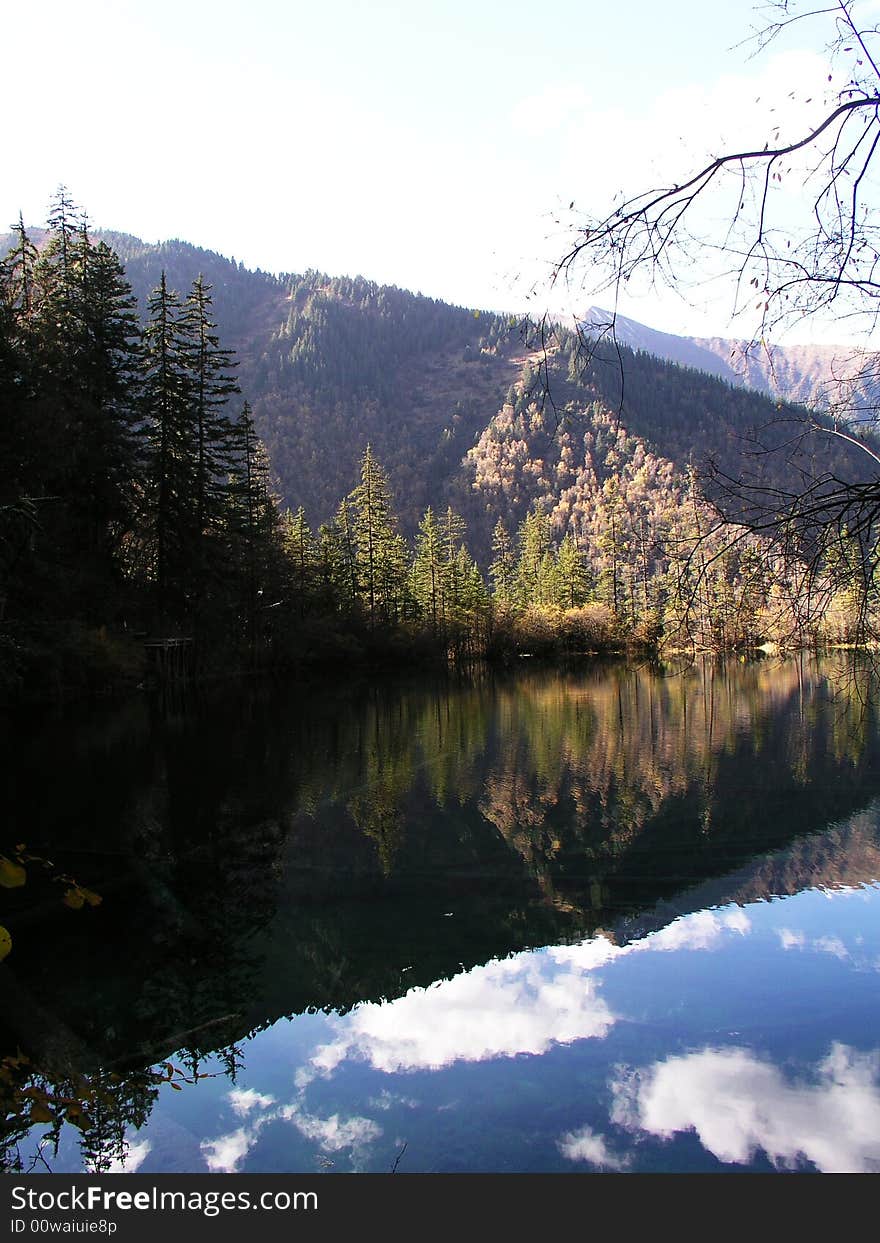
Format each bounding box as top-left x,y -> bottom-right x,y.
3,0 -> 870,342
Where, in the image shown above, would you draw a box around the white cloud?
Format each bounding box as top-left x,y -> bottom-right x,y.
813,936 -> 850,961
722,908 -> 752,935
611,1043 -> 880,1173
297,905 -> 757,1084
277,1104 -> 382,1154
228,1088 -> 276,1118
777,930 -> 859,961
557,1125 -> 630,1171
368,1090 -> 419,1112
646,908 -> 751,953
201,1126 -> 255,1174
303,949 -> 618,1079
547,934 -> 620,971
201,1100 -> 382,1172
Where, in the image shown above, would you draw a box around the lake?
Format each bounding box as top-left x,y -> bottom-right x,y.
2,653 -> 880,1174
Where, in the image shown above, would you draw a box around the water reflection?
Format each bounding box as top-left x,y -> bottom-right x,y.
302,945 -> 618,1078
607,1042 -> 880,1174
557,1125 -> 631,1171
3,654 -> 880,1172
188,878 -> 880,1174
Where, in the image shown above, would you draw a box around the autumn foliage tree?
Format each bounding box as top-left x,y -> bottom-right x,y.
548,0 -> 880,639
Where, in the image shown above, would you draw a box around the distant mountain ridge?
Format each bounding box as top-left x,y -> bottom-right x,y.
581,305 -> 876,413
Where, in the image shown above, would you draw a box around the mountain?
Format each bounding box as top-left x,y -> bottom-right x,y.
581,305 -> 878,413
4,227 -> 875,568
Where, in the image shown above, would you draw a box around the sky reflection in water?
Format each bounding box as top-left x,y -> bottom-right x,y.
116,873 -> 880,1175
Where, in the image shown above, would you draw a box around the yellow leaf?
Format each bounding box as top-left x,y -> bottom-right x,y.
29,1103 -> 54,1124
0,927 -> 11,962
79,888 -> 102,907
63,888 -> 85,910
0,857 -> 26,888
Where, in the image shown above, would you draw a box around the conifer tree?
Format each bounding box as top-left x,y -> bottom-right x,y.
516,509 -> 552,607
0,218 -> 39,501
183,276 -> 240,538
411,506 -> 444,632
489,518 -> 516,605
349,445 -> 401,624
40,186 -> 81,322
555,533 -> 589,610
140,274 -> 194,620
449,544 -> 488,653
229,401 -> 278,646
282,505 -> 316,618
70,238 -> 143,558
139,273 -> 248,626
377,529 -> 412,623
1,215 -> 37,329
440,505 -> 467,622
315,519 -> 349,613
5,196 -> 144,617
596,478 -> 627,618
0,227 -> 41,615
332,496 -> 359,610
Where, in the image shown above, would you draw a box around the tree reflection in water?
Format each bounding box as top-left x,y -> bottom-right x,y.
3,653 -> 880,1171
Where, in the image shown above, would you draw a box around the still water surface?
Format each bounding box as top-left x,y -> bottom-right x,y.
3,655 -> 880,1173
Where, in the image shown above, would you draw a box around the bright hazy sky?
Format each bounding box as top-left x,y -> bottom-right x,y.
2,0 -> 860,340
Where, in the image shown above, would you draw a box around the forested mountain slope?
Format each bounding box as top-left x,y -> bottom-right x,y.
461,330 -> 877,589
5,227 -> 874,566
100,234 -> 520,532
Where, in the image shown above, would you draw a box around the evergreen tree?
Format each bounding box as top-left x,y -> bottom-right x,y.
69,238 -> 143,560
516,509 -> 552,607
3,196 -> 143,619
555,533 -> 588,609
596,478 -> 627,618
376,529 -> 412,623
411,506 -> 444,632
349,445 -> 401,624
182,275 -> 240,538
440,505 -> 468,623
333,496 -> 359,611
315,519 -> 349,613
489,518 -> 516,605
229,401 -> 279,647
448,544 -> 489,654
139,273 -> 245,626
282,505 -> 316,618
140,274 -> 194,621
0,217 -> 39,504
39,186 -> 81,327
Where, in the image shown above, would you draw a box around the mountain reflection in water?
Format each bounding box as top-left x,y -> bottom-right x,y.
2,654 -> 880,1173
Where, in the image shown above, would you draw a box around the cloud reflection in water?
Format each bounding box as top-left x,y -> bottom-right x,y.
198,898 -> 880,1172
301,905 -> 751,1085
608,1043 -> 880,1173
